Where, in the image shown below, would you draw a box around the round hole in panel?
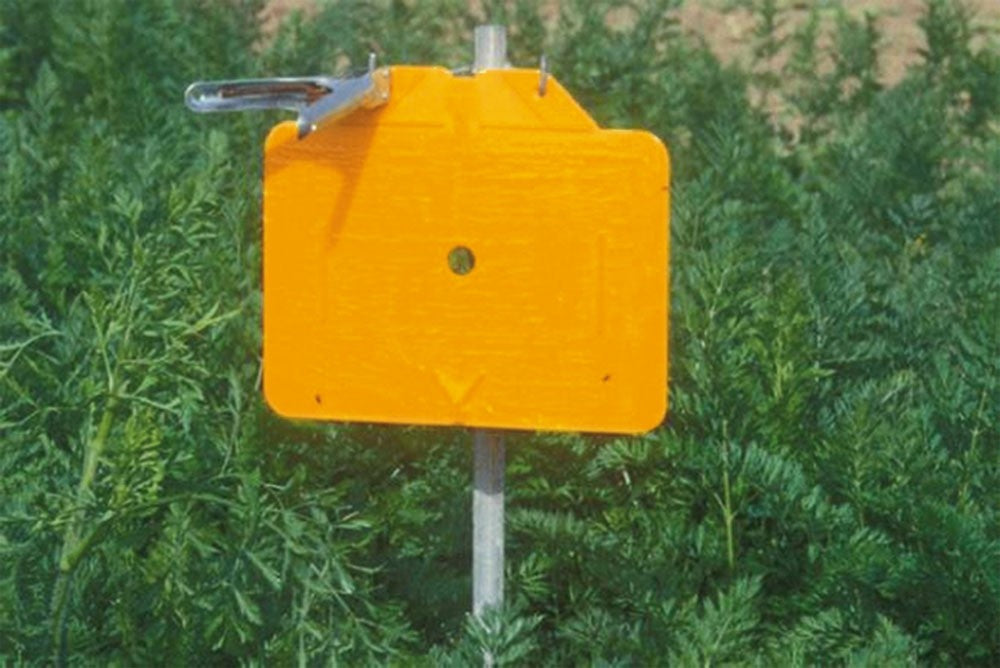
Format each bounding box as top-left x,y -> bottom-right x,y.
447,246 -> 475,275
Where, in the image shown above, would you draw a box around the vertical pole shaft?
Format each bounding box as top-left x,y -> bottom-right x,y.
473,24 -> 508,72
471,25 -> 508,636
473,430 -> 504,617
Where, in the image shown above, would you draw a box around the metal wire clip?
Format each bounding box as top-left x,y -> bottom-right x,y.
185,58 -> 390,138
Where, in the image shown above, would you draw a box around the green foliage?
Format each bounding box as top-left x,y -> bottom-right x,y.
2,0 -> 998,664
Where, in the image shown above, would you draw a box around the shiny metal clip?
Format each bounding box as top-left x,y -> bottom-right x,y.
184,56 -> 390,138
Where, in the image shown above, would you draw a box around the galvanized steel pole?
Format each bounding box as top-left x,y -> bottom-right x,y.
473,429 -> 504,618
471,25 -> 507,631
473,24 -> 508,73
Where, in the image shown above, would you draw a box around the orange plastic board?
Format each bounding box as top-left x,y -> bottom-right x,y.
263,66 -> 669,433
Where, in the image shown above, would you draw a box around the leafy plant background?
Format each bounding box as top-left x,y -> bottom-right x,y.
1,0 -> 998,664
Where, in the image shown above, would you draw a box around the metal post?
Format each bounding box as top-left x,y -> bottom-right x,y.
473,430 -> 504,618
473,24 -> 508,72
471,24 -> 507,638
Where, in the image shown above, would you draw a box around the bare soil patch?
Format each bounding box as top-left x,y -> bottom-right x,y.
680,0 -> 1000,85
262,0 -> 1000,86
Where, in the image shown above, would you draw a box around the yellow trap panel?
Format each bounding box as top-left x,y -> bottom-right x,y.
263,66 -> 669,433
